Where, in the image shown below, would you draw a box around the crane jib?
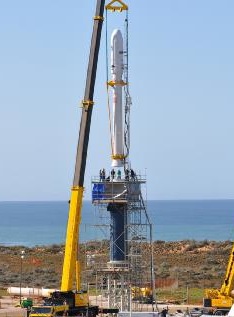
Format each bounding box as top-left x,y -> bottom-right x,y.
61,0 -> 105,292
73,0 -> 105,188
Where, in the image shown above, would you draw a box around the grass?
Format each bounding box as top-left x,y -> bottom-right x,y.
156,288 -> 204,305
88,287 -> 205,305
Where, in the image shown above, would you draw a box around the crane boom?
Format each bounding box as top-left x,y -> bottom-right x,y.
61,0 -> 105,292
220,243 -> 234,296
204,243 -> 234,308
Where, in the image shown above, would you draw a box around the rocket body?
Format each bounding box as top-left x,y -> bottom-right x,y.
111,29 -> 124,167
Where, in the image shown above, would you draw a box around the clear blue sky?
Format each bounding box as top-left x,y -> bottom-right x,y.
0,1 -> 233,201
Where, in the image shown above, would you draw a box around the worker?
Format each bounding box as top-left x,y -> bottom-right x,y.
130,169 -> 135,179
111,169 -> 115,180
161,307 -> 168,317
125,169 -> 129,181
117,170 -> 121,179
102,168 -> 106,181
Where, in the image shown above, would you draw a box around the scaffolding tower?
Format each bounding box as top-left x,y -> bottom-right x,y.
91,172 -> 154,312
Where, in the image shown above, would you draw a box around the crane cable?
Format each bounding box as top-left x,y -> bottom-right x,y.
123,10 -> 131,163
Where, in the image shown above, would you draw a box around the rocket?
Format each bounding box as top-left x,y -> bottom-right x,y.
111,29 -> 124,167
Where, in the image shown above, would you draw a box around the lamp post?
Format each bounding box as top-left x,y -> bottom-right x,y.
20,250 -> 25,305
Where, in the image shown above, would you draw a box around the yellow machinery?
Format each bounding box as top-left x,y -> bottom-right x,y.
29,304 -> 69,317
132,287 -> 153,304
29,0 -> 105,315
204,243 -> 234,308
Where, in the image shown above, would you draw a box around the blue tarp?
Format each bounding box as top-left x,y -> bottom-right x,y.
92,183 -> 105,201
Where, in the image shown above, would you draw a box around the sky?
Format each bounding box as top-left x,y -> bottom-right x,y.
0,1 -> 234,201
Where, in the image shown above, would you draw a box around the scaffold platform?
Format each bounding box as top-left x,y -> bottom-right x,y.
91,175 -> 146,205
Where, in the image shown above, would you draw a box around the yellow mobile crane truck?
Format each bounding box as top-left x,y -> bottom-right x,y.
204,243 -> 234,309
29,0 -> 116,316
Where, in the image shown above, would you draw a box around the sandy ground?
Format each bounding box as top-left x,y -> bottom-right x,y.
0,296 -> 26,316
89,295 -> 200,314
0,295 -> 201,317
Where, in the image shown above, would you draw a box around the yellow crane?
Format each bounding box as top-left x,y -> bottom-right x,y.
30,0 -> 105,316
204,243 -> 234,308
29,1 -> 128,316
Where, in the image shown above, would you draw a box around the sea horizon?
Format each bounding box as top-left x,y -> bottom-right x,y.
1,199 -> 234,247
1,198 -> 234,202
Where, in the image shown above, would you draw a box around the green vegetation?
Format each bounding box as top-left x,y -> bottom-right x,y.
156,288 -> 204,305
0,240 -> 232,296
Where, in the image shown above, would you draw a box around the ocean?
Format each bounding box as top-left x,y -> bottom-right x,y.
0,200 -> 234,247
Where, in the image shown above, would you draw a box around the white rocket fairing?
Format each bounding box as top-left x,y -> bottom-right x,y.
111,29 -> 124,167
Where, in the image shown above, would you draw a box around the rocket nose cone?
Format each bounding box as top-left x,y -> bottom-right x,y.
111,29 -> 123,43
